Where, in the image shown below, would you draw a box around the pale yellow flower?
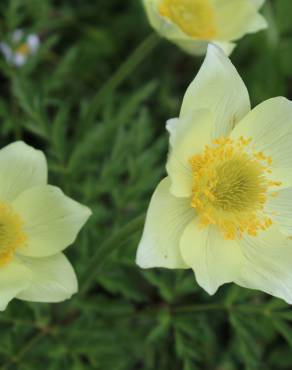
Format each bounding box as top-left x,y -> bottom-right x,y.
136,45 -> 292,303
143,0 -> 267,55
0,142 -> 91,310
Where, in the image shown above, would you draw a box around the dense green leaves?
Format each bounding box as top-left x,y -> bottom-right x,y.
1,0 -> 292,369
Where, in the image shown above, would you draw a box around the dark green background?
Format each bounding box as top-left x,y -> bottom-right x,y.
1,0 -> 292,369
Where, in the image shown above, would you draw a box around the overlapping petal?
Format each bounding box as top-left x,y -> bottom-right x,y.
236,227 -> 292,304
166,109 -> 214,197
166,45 -> 251,197
142,0 -> 212,55
180,221 -> 243,294
13,185 -> 91,258
17,253 -> 78,302
143,0 -> 267,55
213,0 -> 267,41
136,177 -> 193,269
179,45 -> 250,141
0,141 -> 47,202
231,97 -> 292,188
0,261 -> 31,311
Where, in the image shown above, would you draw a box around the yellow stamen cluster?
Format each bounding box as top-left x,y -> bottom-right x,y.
189,136 -> 281,240
0,202 -> 27,266
15,43 -> 30,56
158,0 -> 217,39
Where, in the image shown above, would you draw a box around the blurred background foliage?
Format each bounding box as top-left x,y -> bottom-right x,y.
1,0 -> 292,369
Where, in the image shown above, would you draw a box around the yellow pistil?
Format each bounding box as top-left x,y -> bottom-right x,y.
0,202 -> 27,266
15,43 -> 30,56
189,136 -> 281,240
158,0 -> 217,39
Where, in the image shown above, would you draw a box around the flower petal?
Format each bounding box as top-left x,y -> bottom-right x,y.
0,141 -> 47,202
13,185 -> 91,257
180,221 -> 243,295
12,29 -> 23,42
143,1 -> 266,55
179,44 -> 250,141
166,118 -> 180,147
246,13 -> 268,34
236,227 -> 292,303
27,34 -> 40,53
0,261 -> 31,311
252,0 -> 266,10
231,97 -> 292,188
0,43 -> 13,62
143,0 -> 185,41
212,40 -> 236,56
136,177 -> 193,269
171,39 -> 210,56
266,187 -> 292,236
16,253 -> 78,302
166,109 -> 214,197
214,0 -> 267,41
143,0 -> 211,55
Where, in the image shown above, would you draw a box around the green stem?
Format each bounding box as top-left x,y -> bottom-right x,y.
86,33 -> 160,118
264,0 -> 279,48
1,331 -> 46,370
80,213 -> 145,294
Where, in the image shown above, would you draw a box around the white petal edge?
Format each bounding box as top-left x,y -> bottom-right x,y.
246,13 -> 268,34
136,177 -> 194,269
17,253 -> 78,302
180,221 -> 243,295
0,261 -> 31,311
166,118 -> 180,147
179,44 -> 250,142
13,185 -> 92,258
0,141 -> 47,202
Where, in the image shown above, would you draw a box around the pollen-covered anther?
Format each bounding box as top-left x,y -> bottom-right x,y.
189,136 -> 281,240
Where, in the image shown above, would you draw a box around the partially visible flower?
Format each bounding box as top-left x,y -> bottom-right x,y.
143,0 -> 267,55
0,29 -> 40,67
136,44 -> 292,303
0,142 -> 91,311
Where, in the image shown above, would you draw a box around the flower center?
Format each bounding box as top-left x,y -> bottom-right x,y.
0,202 -> 27,266
189,137 -> 281,240
158,0 -> 217,39
14,43 -> 30,56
